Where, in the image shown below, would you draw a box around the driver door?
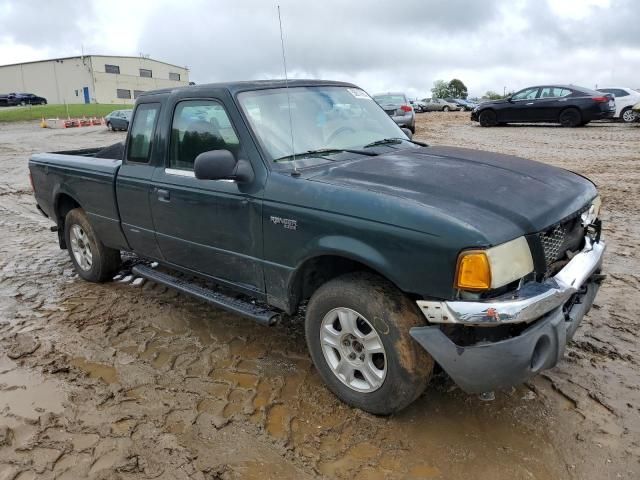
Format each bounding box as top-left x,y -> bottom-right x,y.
500,87 -> 540,122
149,98 -> 265,293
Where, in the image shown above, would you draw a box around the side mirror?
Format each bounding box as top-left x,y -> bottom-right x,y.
401,128 -> 413,140
507,96 -> 514,103
194,150 -> 254,183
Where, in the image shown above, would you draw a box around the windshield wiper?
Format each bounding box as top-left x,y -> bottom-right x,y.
273,148 -> 377,163
363,137 -> 428,148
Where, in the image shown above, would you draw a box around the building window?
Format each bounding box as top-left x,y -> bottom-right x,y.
169,72 -> 181,81
139,69 -> 152,78
133,90 -> 145,99
105,64 -> 120,74
75,90 -> 79,97
117,89 -> 132,99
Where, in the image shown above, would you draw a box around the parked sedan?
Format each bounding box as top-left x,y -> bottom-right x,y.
421,98 -> 460,112
471,85 -> 615,127
445,98 -> 477,111
372,92 -> 415,133
596,87 -> 640,123
2,92 -> 47,106
105,109 -> 132,131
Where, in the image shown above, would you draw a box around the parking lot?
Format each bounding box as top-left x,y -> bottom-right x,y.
0,114 -> 638,479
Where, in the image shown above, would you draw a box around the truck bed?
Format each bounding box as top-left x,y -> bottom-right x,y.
29,147 -> 128,251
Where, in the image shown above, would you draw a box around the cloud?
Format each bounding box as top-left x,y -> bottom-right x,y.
0,0 -> 638,98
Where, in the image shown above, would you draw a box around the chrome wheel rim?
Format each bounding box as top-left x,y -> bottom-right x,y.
320,307 -> 387,393
622,109 -> 636,122
69,224 -> 93,271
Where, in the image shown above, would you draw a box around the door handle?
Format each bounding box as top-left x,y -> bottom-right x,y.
526,102 -> 534,105
156,188 -> 170,202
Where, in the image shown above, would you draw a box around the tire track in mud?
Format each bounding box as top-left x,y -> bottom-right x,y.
1,120 -> 639,479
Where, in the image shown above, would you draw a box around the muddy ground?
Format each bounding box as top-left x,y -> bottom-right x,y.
0,113 -> 638,479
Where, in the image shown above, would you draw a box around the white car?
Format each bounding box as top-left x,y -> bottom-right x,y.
596,87 -> 640,123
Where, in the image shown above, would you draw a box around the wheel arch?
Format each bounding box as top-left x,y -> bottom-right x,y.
53,191 -> 82,249
286,245 -> 406,315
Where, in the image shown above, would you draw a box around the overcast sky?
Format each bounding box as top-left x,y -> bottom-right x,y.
0,0 -> 638,98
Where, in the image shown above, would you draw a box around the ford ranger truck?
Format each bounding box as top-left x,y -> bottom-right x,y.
29,80 -> 605,415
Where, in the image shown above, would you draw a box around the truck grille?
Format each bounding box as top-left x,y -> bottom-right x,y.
540,224 -> 566,267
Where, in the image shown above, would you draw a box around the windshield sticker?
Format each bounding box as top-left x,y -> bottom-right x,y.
347,88 -> 372,100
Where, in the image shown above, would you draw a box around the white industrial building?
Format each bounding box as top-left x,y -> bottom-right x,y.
0,55 -> 190,104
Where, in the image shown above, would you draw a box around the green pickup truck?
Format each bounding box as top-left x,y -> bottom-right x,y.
29,80 -> 605,414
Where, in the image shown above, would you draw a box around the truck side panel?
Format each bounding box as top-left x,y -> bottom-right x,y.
29,153 -> 129,250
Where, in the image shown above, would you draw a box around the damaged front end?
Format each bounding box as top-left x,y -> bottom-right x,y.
410,213 -> 606,394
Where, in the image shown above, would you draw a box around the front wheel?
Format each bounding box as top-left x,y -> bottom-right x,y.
478,109 -> 497,127
443,106 -> 450,112
64,208 -> 121,282
305,272 -> 434,415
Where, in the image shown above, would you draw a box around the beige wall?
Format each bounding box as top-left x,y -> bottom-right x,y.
89,56 -> 189,104
0,56 -> 189,105
0,57 -> 93,104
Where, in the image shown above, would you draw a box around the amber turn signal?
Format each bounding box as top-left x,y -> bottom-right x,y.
455,251 -> 491,291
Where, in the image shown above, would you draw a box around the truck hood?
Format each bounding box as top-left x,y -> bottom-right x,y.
307,146 -> 597,242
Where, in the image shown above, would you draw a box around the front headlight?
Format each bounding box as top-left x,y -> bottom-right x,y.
455,236 -> 534,291
581,195 -> 601,226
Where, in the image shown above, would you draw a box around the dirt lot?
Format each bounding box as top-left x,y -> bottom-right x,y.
0,114 -> 638,479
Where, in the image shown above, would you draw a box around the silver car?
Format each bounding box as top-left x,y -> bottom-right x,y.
421,98 -> 461,112
372,92 -> 415,133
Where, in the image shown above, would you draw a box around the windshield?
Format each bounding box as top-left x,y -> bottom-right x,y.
372,94 -> 406,105
238,86 -> 408,165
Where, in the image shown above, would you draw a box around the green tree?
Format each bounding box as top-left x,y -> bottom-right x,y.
484,90 -> 503,100
431,80 -> 450,99
448,79 -> 468,99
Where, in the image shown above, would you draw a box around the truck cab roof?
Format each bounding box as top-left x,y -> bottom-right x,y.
137,79 -> 358,98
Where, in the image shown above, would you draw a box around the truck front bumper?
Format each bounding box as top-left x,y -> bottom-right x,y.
410,236 -> 605,393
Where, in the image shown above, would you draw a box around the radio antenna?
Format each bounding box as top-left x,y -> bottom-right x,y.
277,5 -> 298,176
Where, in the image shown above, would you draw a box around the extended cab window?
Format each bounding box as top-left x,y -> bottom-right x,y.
169,100 -> 240,171
127,103 -> 160,163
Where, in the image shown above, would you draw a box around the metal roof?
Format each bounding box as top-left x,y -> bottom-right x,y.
0,54 -> 188,70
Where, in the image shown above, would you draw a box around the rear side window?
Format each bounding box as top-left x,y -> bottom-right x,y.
169,100 -> 240,171
127,103 -> 160,163
539,87 -> 572,98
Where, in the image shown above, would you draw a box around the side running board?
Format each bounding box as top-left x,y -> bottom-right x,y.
131,265 -> 280,326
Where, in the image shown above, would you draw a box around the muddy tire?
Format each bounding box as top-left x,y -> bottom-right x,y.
64,208 -> 121,282
305,272 -> 434,415
559,108 -> 581,127
478,109 -> 497,127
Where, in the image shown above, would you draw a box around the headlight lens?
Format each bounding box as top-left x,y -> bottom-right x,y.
455,236 -> 534,291
581,195 -> 601,226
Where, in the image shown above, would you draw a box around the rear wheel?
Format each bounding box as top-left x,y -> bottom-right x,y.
621,107 -> 637,123
443,106 -> 450,112
478,109 -> 497,127
559,108 -> 581,127
305,272 -> 434,415
64,208 -> 121,282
